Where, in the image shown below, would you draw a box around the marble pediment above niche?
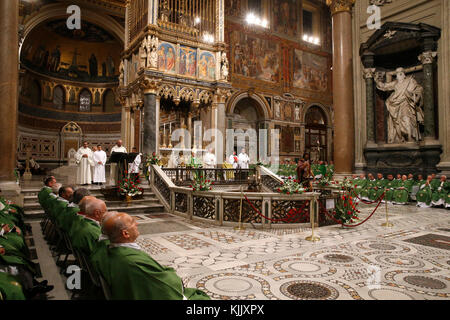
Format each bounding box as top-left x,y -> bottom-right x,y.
360,22 -> 441,57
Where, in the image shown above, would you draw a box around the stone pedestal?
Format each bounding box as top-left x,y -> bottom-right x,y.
364,143 -> 441,176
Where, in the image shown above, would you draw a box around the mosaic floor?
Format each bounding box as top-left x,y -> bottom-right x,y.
133,204 -> 450,300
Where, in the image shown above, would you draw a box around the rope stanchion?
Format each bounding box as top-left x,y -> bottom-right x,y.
305,198 -> 320,242
318,191 -> 385,228
243,194 -> 310,223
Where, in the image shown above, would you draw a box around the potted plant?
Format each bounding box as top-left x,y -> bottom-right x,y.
118,173 -> 144,201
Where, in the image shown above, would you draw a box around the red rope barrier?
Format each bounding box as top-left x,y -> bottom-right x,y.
243,194 -> 310,222
318,191 -> 385,227
353,191 -> 384,204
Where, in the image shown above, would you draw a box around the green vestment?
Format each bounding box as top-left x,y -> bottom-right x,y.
416,183 -> 432,206
69,218 -> 101,256
393,180 -> 409,204
384,179 -> 398,202
92,245 -> 210,300
0,272 -> 25,300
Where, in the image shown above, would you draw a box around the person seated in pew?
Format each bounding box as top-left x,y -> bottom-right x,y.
0,198 -> 27,235
384,174 -> 398,203
393,175 -> 410,205
56,188 -> 90,233
416,175 -> 433,208
0,270 -> 26,300
0,225 -> 53,298
360,173 -> 375,201
69,197 -> 106,256
48,186 -> 73,219
38,176 -> 57,211
92,212 -> 210,300
431,175 -> 450,207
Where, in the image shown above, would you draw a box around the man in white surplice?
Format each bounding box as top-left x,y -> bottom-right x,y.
128,147 -> 142,181
109,139 -> 127,185
75,141 -> 94,185
203,148 -> 216,169
237,148 -> 250,169
93,145 -> 107,185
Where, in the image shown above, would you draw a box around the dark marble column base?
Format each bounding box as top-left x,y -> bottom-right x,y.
364,143 -> 442,176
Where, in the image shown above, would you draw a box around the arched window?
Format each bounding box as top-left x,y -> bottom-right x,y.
103,89 -> 115,112
30,80 -> 41,105
305,106 -> 327,161
79,89 -> 92,112
53,86 -> 65,110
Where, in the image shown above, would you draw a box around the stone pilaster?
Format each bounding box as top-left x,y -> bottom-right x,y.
418,50 -> 437,141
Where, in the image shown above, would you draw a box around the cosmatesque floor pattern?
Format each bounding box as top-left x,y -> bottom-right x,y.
135,204 -> 450,300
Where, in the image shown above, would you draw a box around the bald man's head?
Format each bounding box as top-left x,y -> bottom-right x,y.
85,198 -> 107,222
79,196 -> 96,213
102,212 -> 139,244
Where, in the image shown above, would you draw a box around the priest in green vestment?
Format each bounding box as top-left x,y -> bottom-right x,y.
69,198 -> 106,256
38,176 -> 57,211
393,175 -> 410,204
384,174 -> 398,203
353,174 -> 367,198
369,173 -> 386,201
361,173 -> 376,200
416,175 -> 433,208
55,188 -> 91,232
431,175 -> 450,207
92,212 -> 210,300
0,272 -> 25,300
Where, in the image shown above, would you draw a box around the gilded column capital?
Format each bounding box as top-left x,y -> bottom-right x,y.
418,51 -> 437,65
326,0 -> 356,15
214,88 -> 232,104
139,77 -> 161,95
363,68 -> 376,79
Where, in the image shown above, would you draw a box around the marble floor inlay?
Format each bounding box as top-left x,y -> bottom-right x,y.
132,203 -> 450,300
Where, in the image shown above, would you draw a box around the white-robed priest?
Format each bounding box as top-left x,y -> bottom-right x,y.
128,147 -> 142,181
109,140 -> 127,185
75,141 -> 94,185
237,148 -> 250,169
93,145 -> 107,185
203,148 -> 216,169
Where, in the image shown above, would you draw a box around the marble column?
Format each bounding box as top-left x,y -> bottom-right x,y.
142,93 -> 160,155
363,67 -> 376,145
327,0 -> 355,175
418,50 -> 437,140
0,0 -> 18,181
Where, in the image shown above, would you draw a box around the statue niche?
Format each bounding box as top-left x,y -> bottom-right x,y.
361,22 -> 441,175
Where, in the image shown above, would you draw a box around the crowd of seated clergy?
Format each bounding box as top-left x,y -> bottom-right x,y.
1,184 -> 54,300
37,176 -> 210,300
349,173 -> 450,209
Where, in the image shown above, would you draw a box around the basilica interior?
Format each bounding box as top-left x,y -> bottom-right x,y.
0,0 -> 449,302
